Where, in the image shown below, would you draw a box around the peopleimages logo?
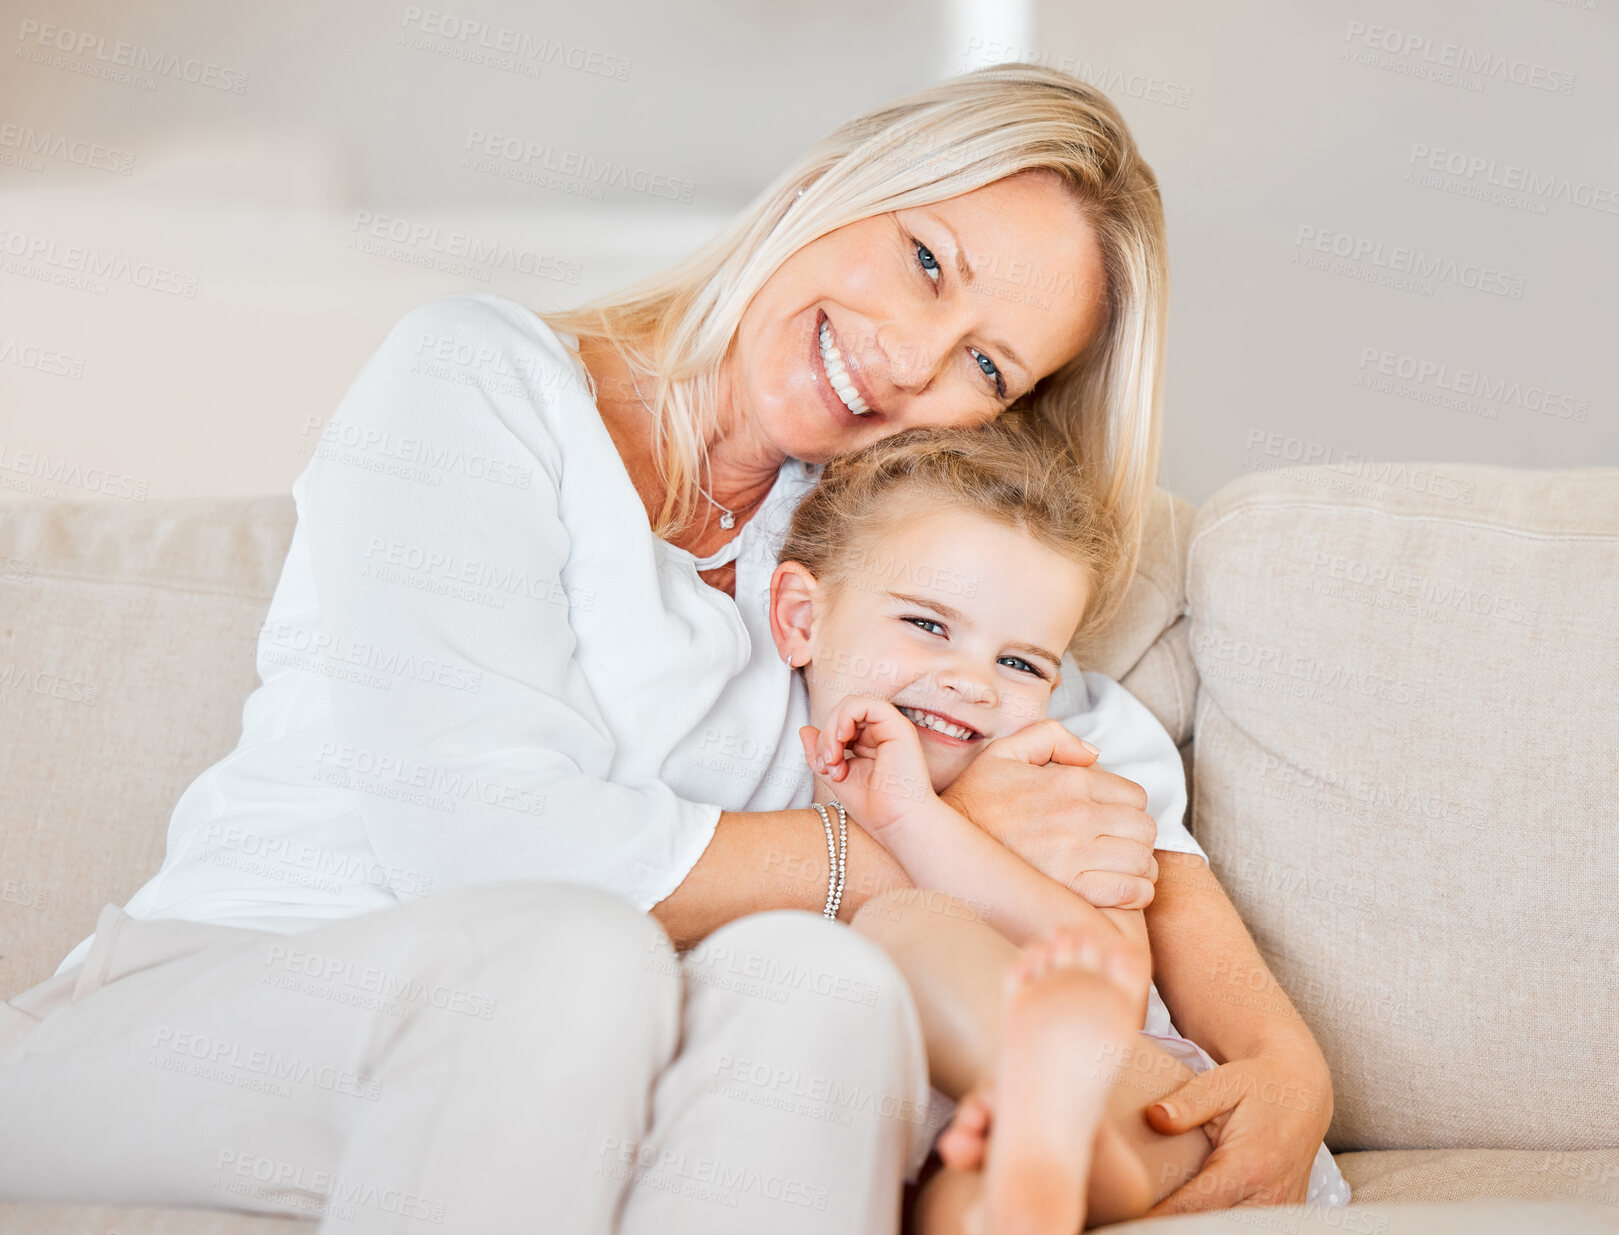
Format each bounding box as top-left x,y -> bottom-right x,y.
463,128 -> 695,203
1293,225 -> 1526,300
14,19 -> 251,93
1356,348 -> 1588,423
1407,143 -> 1619,215
1342,21 -> 1576,95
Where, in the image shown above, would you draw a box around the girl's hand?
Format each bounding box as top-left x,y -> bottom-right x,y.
941,719 -> 1160,910
798,694 -> 937,835
1143,1039 -> 1335,1214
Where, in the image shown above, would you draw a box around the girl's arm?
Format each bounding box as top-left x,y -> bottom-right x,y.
879,793 -> 1146,951
797,694 -> 1153,992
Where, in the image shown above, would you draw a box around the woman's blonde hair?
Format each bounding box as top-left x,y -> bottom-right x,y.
776,419 -> 1125,647
541,61 -> 1167,632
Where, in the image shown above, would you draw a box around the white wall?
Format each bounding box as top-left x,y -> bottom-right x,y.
1,0 -> 1613,507
1024,0 -> 1616,501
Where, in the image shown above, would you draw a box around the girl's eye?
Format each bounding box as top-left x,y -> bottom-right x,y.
971,348 -> 1007,399
904,616 -> 945,636
999,655 -> 1048,679
913,240 -> 941,284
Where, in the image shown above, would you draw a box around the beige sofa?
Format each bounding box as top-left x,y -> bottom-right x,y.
2,463 -> 1616,1234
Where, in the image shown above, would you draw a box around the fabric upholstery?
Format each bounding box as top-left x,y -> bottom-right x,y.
1186,464 -> 1619,1152
0,496 -> 296,998
1073,488 -> 1200,747
1336,1147 -> 1619,1207
4,470 -> 1614,1233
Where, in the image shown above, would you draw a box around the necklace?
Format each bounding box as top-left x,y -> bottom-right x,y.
626,369 -> 739,529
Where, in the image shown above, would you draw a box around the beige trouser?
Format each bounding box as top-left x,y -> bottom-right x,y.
0,881 -> 934,1234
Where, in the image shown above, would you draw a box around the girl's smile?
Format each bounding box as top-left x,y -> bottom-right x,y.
773,502 -> 1091,794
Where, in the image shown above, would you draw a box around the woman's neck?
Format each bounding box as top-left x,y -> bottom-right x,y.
578,334 -> 784,549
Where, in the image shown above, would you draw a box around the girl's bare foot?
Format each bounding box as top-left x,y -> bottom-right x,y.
967,925 -> 1154,1234
937,1086 -> 993,1172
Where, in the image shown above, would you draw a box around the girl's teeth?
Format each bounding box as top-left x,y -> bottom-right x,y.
898,706 -> 975,741
818,318 -> 873,415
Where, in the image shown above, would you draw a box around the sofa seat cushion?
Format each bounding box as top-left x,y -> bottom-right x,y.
1109,1200 -> 1619,1234
1186,465 -> 1619,1151
0,1203 -> 312,1234
1337,1147 -> 1619,1207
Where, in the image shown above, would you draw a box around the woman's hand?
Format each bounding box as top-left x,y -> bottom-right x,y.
940,719 -> 1160,910
799,694 -> 937,835
1144,1038 -> 1334,1214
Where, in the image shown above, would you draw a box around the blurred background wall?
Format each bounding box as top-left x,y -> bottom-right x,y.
0,0 -> 1613,507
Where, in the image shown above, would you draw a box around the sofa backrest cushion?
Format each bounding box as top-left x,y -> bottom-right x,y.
1071,487 -> 1200,750
1186,464 -> 1619,1152
0,496 -> 296,997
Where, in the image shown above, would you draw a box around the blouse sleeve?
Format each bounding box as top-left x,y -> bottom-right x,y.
1048,659 -> 1207,860
298,293 -> 723,911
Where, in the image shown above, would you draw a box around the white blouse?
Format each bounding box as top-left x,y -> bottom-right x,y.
54,292 -> 1202,977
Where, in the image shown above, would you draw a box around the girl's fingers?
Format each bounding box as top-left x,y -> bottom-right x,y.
800,725 -> 837,777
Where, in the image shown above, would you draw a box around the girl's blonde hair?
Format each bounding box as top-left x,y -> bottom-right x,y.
777,419 -> 1126,648
541,61 -> 1167,632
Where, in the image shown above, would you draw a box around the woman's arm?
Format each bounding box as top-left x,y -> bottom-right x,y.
307,298 -> 864,927
651,806 -> 911,949
1140,851 -> 1334,1212
652,798 -> 1149,961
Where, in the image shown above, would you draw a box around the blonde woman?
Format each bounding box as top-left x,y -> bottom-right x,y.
0,65 -> 1331,1233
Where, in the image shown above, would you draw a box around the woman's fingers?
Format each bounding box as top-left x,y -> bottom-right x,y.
1146,1065 -> 1243,1135
1079,811 -> 1159,858
1069,767 -> 1150,810
984,718 -> 1101,767
1072,870 -> 1156,911
1144,1143 -> 1261,1215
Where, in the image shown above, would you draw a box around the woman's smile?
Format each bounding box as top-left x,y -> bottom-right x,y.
811,309 -> 886,431
817,311 -> 879,417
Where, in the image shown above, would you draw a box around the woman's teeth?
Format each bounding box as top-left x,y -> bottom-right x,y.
897,706 -> 977,741
818,318 -> 873,416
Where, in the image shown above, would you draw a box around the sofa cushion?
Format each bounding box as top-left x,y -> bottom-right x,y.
1072,487 -> 1200,748
1186,464 -> 1619,1152
0,1203 -> 311,1234
1337,1147 -> 1619,1207
1109,1200 -> 1619,1234
0,497 -> 296,998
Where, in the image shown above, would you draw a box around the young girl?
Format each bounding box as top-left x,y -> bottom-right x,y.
765,420 -> 1350,1233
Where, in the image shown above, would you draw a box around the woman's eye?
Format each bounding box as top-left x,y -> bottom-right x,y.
971,348 -> 1007,399
913,240 -> 941,284
904,616 -> 945,636
999,655 -> 1046,678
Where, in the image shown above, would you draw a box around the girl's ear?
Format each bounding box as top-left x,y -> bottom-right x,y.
769,561 -> 819,668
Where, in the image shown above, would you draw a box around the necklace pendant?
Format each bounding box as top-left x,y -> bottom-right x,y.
719,511 -> 735,530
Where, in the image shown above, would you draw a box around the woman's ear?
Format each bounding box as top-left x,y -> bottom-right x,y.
768,561 -> 818,669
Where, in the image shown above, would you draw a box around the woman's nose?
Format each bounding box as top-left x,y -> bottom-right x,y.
877,321 -> 953,395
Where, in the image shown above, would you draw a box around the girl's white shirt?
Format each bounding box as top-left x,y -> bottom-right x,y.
53,292 -> 1204,977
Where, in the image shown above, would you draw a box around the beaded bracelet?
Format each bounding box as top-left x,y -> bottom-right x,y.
812,801 -> 849,921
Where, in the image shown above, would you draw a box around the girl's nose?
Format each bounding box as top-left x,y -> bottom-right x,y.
936,661 -> 996,708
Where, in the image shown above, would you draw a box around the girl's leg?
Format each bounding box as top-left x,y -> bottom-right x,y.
852,889 -> 1213,1230
0,881 -> 684,1234
618,909 -> 934,1235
